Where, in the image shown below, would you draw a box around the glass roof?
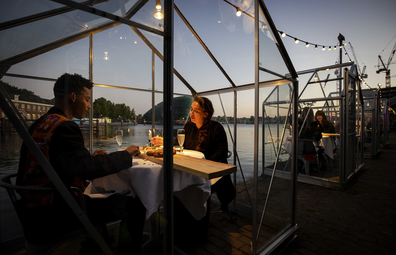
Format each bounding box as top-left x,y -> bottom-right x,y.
1,0 -> 294,96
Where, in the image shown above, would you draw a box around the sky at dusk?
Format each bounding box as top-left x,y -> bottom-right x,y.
1,0 -> 396,118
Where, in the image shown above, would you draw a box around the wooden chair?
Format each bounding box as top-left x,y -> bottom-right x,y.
0,173 -> 110,255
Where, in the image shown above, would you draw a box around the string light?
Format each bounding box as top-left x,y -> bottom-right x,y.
222,0 -> 344,52
236,7 -> 242,17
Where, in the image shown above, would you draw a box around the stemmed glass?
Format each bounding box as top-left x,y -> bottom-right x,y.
116,130 -> 123,148
177,129 -> 185,154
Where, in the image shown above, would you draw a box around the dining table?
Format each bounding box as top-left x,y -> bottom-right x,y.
84,149 -> 232,221
284,134 -> 337,159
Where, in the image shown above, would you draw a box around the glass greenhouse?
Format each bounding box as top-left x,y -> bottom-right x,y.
0,0 -> 366,254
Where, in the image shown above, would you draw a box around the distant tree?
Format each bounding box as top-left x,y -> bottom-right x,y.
1,80 -> 41,98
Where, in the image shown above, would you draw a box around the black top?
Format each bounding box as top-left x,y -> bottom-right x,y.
183,120 -> 228,164
17,107 -> 132,188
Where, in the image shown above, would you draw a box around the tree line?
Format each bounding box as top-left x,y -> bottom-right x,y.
93,97 -> 136,121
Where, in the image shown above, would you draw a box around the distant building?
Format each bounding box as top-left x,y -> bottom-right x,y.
0,94 -> 54,121
140,96 -> 193,124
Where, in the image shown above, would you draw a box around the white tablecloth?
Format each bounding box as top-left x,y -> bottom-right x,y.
317,137 -> 335,159
284,136 -> 335,159
84,150 -> 211,220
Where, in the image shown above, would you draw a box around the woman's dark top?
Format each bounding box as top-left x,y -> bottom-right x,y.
181,120 -> 235,211
319,122 -> 335,133
182,120 -> 228,163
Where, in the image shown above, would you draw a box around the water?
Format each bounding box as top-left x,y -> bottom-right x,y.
0,123 -> 288,180
0,122 -> 288,241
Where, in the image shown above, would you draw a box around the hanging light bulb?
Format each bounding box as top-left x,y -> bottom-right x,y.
322,46 -> 325,51
328,46 -> 331,51
306,43 -> 309,48
236,7 -> 242,17
154,1 -> 164,20
315,45 -> 318,49
294,38 -> 299,44
339,45 -> 343,49
281,32 -> 286,37
103,52 -> 109,60
334,46 -> 337,50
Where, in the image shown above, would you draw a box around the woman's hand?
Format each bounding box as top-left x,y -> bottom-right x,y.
92,150 -> 108,156
151,137 -> 164,146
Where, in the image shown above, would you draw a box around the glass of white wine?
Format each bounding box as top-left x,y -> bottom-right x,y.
116,130 -> 123,148
177,129 -> 185,154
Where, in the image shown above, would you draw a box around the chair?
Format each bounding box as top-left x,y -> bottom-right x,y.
298,139 -> 324,176
0,173 -> 110,255
210,150 -> 234,223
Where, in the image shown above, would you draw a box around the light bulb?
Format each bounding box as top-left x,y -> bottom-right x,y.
334,46 -> 337,50
154,2 -> 164,20
315,45 -> 318,49
154,10 -> 164,19
306,43 -> 309,48
281,32 -> 286,37
294,38 -> 299,44
236,8 -> 242,17
328,46 -> 331,51
322,46 -> 325,51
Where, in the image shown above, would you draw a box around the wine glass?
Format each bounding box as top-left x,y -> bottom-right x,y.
116,130 -> 123,148
177,129 -> 185,154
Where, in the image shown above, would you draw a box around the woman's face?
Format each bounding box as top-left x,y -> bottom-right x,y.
190,101 -> 208,128
316,114 -> 323,123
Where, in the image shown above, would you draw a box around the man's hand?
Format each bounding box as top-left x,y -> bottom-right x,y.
125,145 -> 141,156
92,150 -> 108,156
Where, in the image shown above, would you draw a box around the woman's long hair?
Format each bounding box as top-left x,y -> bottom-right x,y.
301,107 -> 314,131
315,110 -> 330,127
193,96 -> 214,152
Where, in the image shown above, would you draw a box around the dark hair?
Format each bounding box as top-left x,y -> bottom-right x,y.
301,107 -> 314,131
315,110 -> 330,126
193,96 -> 214,123
53,73 -> 93,97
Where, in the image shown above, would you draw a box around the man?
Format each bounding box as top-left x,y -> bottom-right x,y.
17,73 -> 145,254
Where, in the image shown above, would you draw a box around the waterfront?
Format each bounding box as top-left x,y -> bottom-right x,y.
0,122 -> 283,241
0,123 -> 290,182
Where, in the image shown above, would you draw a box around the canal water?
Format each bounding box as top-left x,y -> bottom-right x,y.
0,123 -> 288,242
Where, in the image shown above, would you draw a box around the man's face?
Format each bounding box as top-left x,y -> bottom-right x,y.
72,87 -> 91,119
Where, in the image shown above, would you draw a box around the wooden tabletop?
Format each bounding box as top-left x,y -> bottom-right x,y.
137,154 -> 236,180
321,133 -> 340,137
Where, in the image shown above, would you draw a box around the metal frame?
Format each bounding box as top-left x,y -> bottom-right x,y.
0,0 -> 301,254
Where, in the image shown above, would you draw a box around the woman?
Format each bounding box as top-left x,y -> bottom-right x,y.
152,96 -> 235,245
315,110 -> 335,133
152,96 -> 229,163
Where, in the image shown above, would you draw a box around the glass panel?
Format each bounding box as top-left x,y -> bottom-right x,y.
90,0 -> 139,18
258,84 -> 293,248
0,0 -> 64,23
130,0 -> 164,31
345,73 -> 356,180
258,17 -> 289,81
93,25 -> 155,90
7,38 -> 89,79
0,76 -> 57,242
1,7 -> 111,61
